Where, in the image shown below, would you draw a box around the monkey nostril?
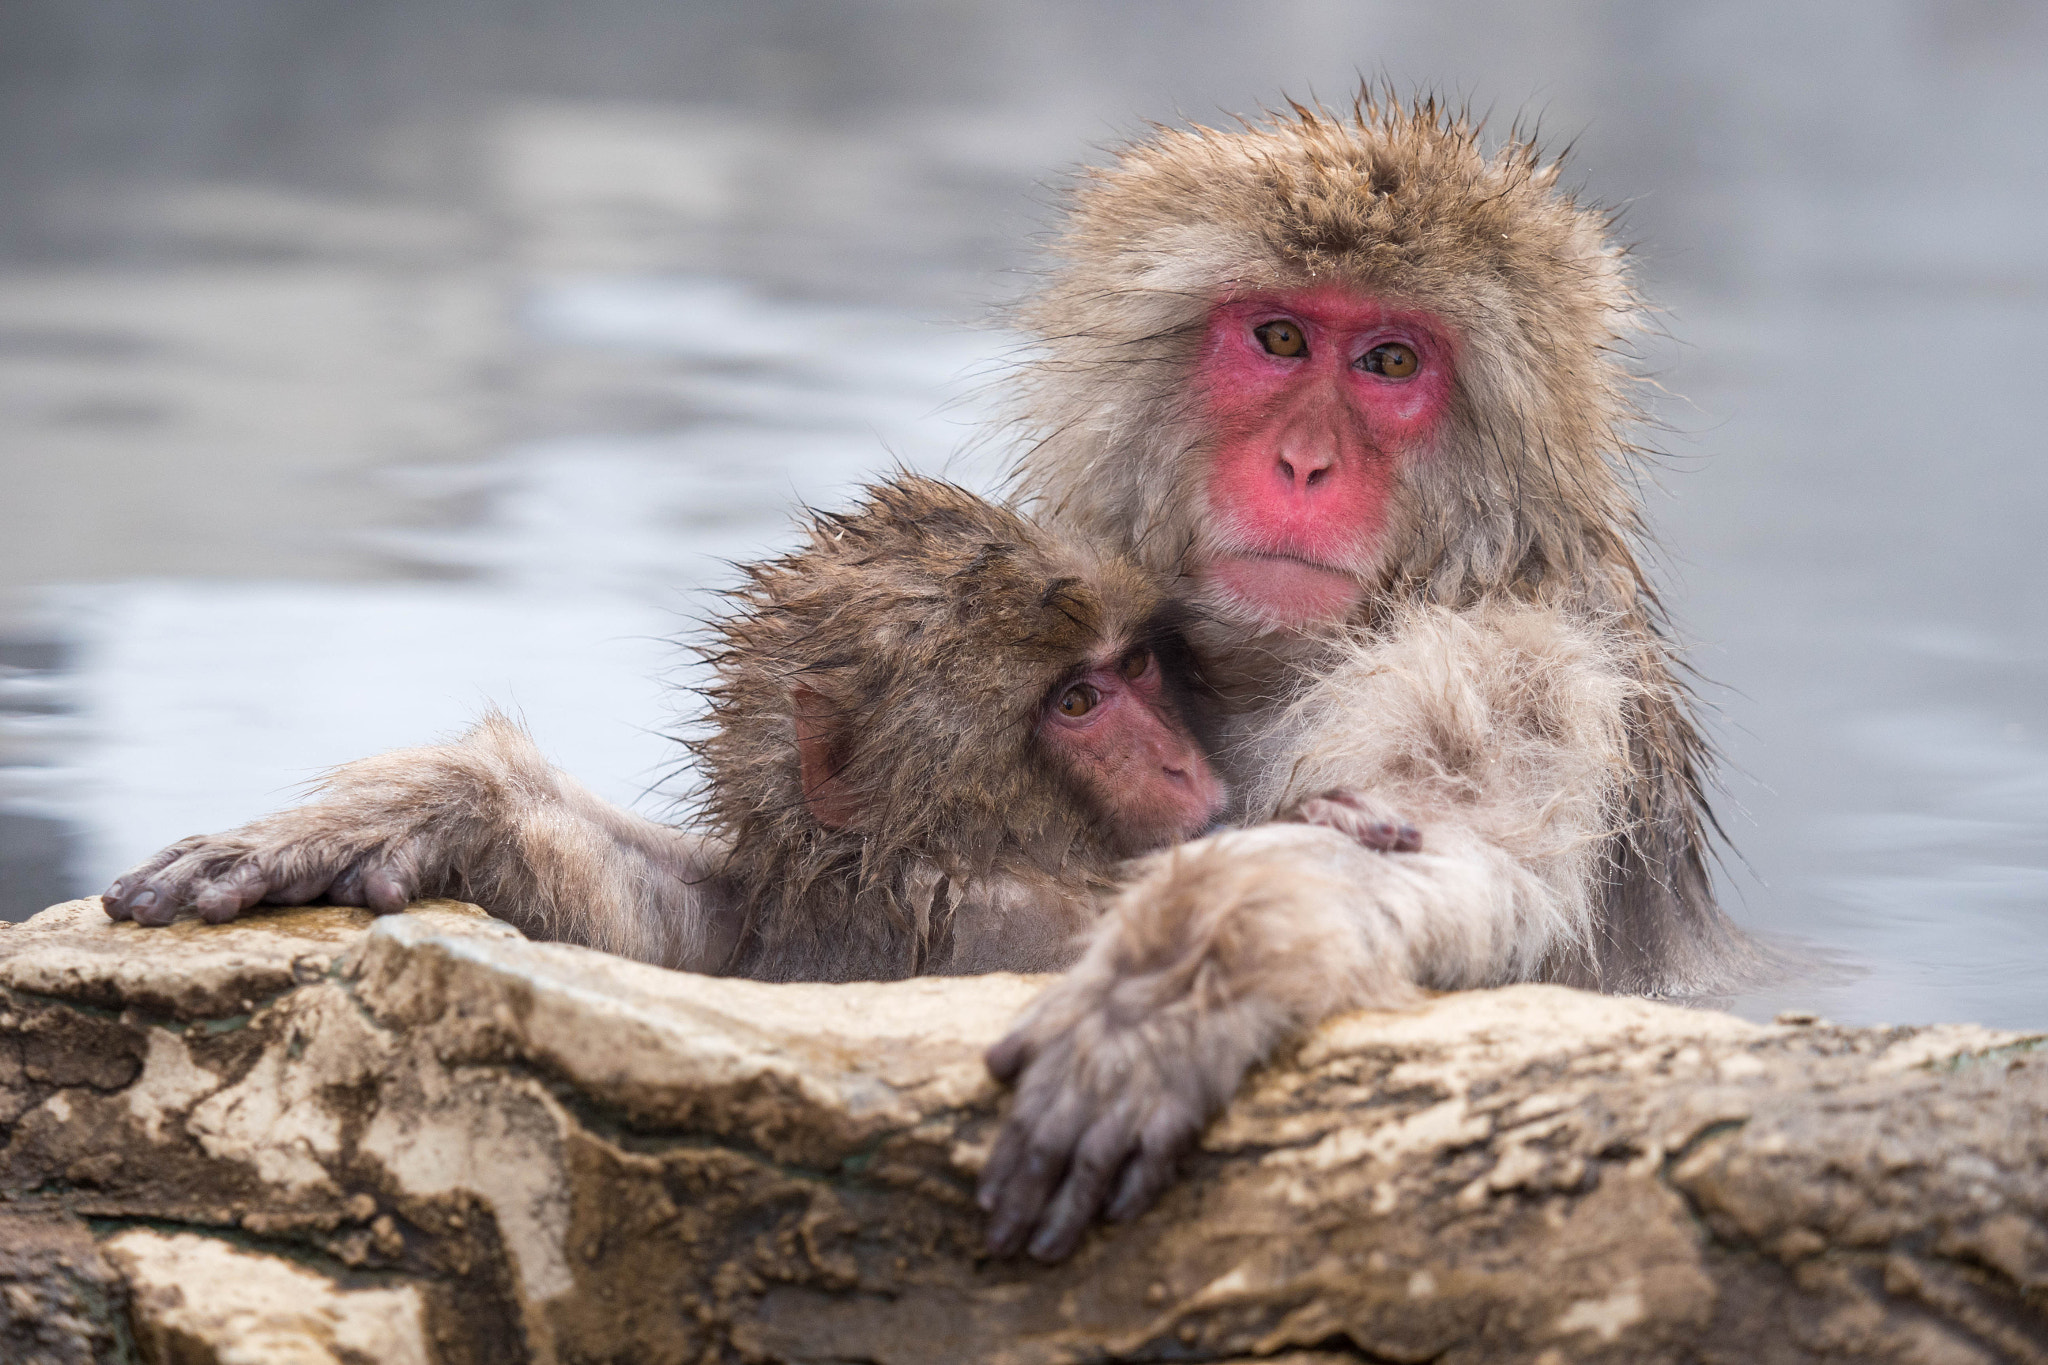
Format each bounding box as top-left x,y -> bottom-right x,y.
1277,457 -> 1297,485
1305,467 -> 1327,488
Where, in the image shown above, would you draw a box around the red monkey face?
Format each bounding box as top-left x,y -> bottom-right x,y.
1037,644 -> 1224,855
1195,287 -> 1457,627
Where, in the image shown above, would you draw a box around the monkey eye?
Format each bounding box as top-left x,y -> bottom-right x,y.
1056,684 -> 1100,718
1358,342 -> 1419,378
1253,320 -> 1307,358
1118,649 -> 1152,681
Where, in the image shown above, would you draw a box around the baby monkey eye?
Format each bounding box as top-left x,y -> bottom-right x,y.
1358,342 -> 1419,378
1118,649 -> 1152,681
1254,320 -> 1306,357
1057,684 -> 1100,718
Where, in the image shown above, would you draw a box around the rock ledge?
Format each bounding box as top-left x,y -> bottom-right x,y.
1,898 -> 2043,1364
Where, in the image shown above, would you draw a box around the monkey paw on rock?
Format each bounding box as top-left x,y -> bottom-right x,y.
1284,788 -> 1422,854
978,979 -> 1258,1262
102,820 -> 428,926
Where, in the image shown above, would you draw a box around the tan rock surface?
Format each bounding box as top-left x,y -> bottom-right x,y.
1,897 -> 2043,1363
105,1228 -> 432,1365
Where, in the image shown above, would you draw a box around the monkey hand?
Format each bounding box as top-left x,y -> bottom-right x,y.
1283,788 -> 1421,853
979,981 -> 1246,1262
978,827 -> 1406,1260
977,846 -> 1296,1264
102,714 -> 563,928
102,811 -> 442,927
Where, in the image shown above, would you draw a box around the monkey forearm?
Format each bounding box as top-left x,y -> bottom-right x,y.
445,773 -> 737,970
1238,598 -> 1632,974
102,715 -> 739,972
1013,822 -> 1538,1047
1128,822 -> 1576,999
979,824 -> 1416,1260
978,810 -> 1592,1260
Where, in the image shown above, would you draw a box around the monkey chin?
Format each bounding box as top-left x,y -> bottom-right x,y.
1203,552 -> 1364,630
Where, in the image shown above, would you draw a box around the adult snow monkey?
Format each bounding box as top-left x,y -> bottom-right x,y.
973,96 -> 1766,1261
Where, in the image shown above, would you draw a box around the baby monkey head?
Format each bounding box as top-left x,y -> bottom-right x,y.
698,476 -> 1225,886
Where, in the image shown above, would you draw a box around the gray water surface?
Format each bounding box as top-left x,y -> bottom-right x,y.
3,2 -> 2044,1029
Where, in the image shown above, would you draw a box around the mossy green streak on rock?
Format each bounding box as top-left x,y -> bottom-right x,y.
1,897 -> 2044,1364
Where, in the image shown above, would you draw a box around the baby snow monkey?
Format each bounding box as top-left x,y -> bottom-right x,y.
100,475 -> 1228,982
695,474 -> 1230,980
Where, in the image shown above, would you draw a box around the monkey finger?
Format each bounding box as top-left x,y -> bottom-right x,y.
1027,1107 -> 1139,1262
976,1122 -> 1027,1214
103,840 -> 206,920
976,1088 -> 1058,1213
1105,1099 -> 1202,1223
361,864 -> 416,915
1291,796 -> 1374,839
1359,820 -> 1422,854
1104,1148 -> 1174,1226
984,1030 -> 1035,1085
124,882 -> 181,928
982,1124 -> 1067,1255
1361,821 -> 1402,851
326,864 -> 375,909
192,862 -> 271,924
363,837 -> 433,914
983,1091 -> 1087,1256
1301,801 -> 1425,856
263,867 -> 335,906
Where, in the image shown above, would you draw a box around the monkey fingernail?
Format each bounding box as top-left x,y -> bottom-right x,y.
986,1215 -> 1027,1257
363,868 -> 412,915
985,1038 -> 1028,1082
131,890 -> 176,927
1029,1224 -> 1079,1262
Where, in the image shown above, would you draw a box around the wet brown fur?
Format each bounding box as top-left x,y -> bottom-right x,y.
694,475 -> 1192,982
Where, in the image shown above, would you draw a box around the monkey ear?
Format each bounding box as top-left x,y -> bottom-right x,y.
792,684 -> 861,831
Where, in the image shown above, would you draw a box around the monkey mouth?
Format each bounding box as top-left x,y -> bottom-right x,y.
1202,550 -> 1363,628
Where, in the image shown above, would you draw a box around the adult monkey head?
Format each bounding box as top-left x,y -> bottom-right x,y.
1014,96 -> 1643,637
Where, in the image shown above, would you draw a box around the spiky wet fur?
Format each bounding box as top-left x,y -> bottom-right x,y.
1007,95 -> 1758,994
693,475 -> 1183,982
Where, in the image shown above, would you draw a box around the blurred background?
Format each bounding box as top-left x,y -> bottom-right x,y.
2,1 -> 2043,1027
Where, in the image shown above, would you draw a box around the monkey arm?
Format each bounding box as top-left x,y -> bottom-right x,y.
979,599 -> 1640,1259
100,713 -> 741,972
1240,596 -> 1639,982
979,821 -> 1561,1260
